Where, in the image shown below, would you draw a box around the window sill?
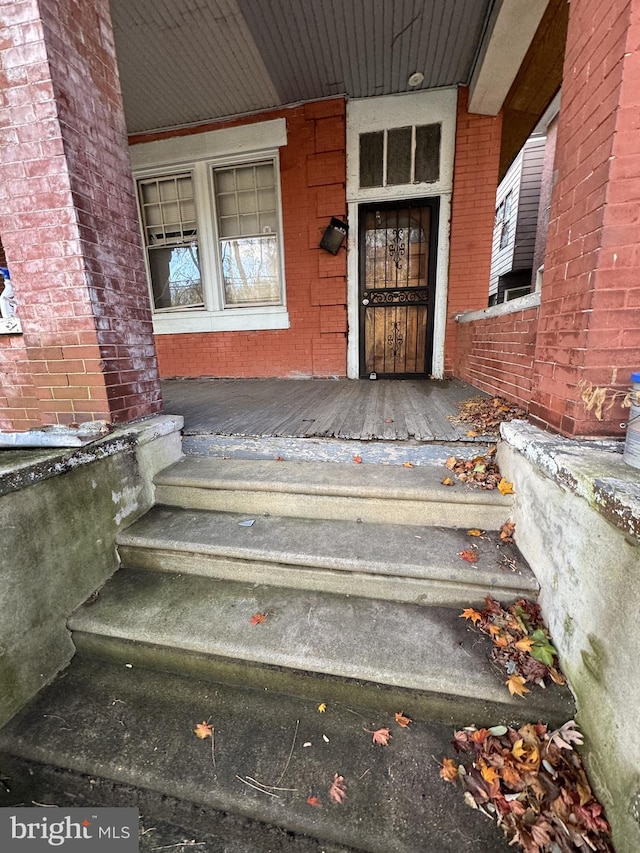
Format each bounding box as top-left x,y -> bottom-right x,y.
152,306 -> 290,335
455,291 -> 541,323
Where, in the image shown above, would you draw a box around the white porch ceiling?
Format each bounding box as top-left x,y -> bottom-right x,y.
109,0 -> 495,135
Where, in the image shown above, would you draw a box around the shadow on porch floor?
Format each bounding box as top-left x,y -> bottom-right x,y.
160,377 -> 488,443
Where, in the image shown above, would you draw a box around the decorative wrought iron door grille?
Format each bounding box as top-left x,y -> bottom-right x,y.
359,199 -> 438,378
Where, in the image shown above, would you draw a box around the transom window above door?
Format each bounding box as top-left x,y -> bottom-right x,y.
359,123 -> 441,189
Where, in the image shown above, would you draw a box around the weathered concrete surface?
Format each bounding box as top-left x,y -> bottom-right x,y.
0,657 -> 515,853
155,456 -> 514,530
68,570 -> 572,728
117,505 -> 537,606
498,420 -> 640,853
0,416 -> 183,729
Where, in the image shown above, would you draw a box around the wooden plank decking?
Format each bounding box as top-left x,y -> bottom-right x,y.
161,378 -> 486,442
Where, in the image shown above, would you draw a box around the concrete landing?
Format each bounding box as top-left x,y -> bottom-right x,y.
68,571 -> 572,727
117,506 -> 538,606
0,657 -> 514,853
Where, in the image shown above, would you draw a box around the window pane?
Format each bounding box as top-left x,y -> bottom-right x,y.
139,174 -> 196,246
415,123 -> 441,183
220,235 -> 280,306
148,243 -> 203,309
359,132 -> 384,187
387,126 -> 412,185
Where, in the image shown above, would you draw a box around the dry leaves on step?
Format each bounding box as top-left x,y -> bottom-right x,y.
306,795 -> 322,808
444,448 -> 505,490
441,476 -> 454,486
193,721 -> 213,740
459,549 -> 478,564
317,703 -> 327,713
459,596 -> 565,695
366,727 -> 392,746
498,477 -> 515,495
353,455 -> 362,463
394,712 -> 412,728
441,720 -> 613,852
500,521 -> 516,543
249,612 -> 268,625
467,529 -> 484,537
328,773 -> 347,804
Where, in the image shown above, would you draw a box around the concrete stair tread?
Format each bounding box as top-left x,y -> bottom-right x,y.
118,505 -> 537,593
156,456 -> 512,507
68,571 -> 570,723
0,657 -> 515,853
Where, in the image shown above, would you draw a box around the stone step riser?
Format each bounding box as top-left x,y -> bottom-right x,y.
117,543 -> 535,608
155,485 -> 511,530
70,632 -> 557,729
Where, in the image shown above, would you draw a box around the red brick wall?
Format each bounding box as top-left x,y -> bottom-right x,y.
0,0 -> 161,429
455,305 -> 540,411
530,0 -> 638,435
138,100 -> 348,379
446,87 -> 503,375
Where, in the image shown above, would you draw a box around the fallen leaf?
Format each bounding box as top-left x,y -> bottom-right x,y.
384,418 -> 394,423
328,773 -> 346,804
394,712 -> 412,728
460,608 -> 482,625
194,721 -> 213,740
548,720 -> 584,751
500,520 -> 516,542
445,456 -> 457,469
403,461 -> 415,468
498,478 -> 514,495
441,476 -> 454,486
466,430 -> 478,437
306,795 -> 322,808
367,727 -> 392,746
353,455 -> 362,463
471,729 -> 490,744
249,612 -> 268,625
493,635 -> 510,648
317,703 -> 327,713
515,637 -> 535,653
459,549 -> 478,564
506,675 -> 530,698
439,757 -> 458,783
275,456 -> 285,461
467,529 -> 483,537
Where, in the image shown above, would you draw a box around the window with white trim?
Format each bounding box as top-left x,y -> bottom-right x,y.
132,126 -> 288,335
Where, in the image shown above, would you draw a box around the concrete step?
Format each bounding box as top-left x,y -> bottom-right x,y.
68,571 -> 572,727
0,657 -> 515,853
117,506 -> 538,607
154,457 -> 513,529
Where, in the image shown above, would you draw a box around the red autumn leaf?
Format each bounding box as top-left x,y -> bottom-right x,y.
353,455 -> 362,463
193,721 -> 213,740
394,711 -> 412,728
306,795 -> 322,808
328,773 -> 346,804
275,456 -> 284,461
471,728 -> 490,744
366,726 -> 392,746
249,612 -> 268,625
459,549 -> 478,564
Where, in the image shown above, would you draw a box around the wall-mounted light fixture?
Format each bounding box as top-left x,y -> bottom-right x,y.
319,217 -> 348,255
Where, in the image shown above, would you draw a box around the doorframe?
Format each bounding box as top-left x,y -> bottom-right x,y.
347,192 -> 451,379
357,197 -> 440,379
345,89 -> 457,379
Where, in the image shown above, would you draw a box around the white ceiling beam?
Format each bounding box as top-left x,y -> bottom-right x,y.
468,0 -> 551,115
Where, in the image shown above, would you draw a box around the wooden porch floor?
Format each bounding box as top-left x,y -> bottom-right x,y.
161,378 -> 486,442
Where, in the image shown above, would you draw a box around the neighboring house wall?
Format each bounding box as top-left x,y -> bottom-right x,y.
489,135 -> 545,302
130,100 -> 347,379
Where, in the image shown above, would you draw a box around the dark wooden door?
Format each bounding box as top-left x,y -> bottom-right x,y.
359,199 -> 438,378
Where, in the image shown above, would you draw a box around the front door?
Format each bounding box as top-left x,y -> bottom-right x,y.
359,199 -> 438,378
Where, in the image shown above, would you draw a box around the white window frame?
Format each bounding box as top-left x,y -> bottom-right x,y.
130,120 -> 289,335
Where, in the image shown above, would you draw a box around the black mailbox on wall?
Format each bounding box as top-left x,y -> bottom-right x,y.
319,217 -> 348,255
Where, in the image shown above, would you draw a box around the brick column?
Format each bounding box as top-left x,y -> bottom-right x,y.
0,0 -> 161,428
446,87 -> 503,376
531,0 -> 640,435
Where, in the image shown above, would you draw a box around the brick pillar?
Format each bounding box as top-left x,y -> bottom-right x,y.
530,0 -> 640,436
0,0 -> 161,428
446,87 -> 502,376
